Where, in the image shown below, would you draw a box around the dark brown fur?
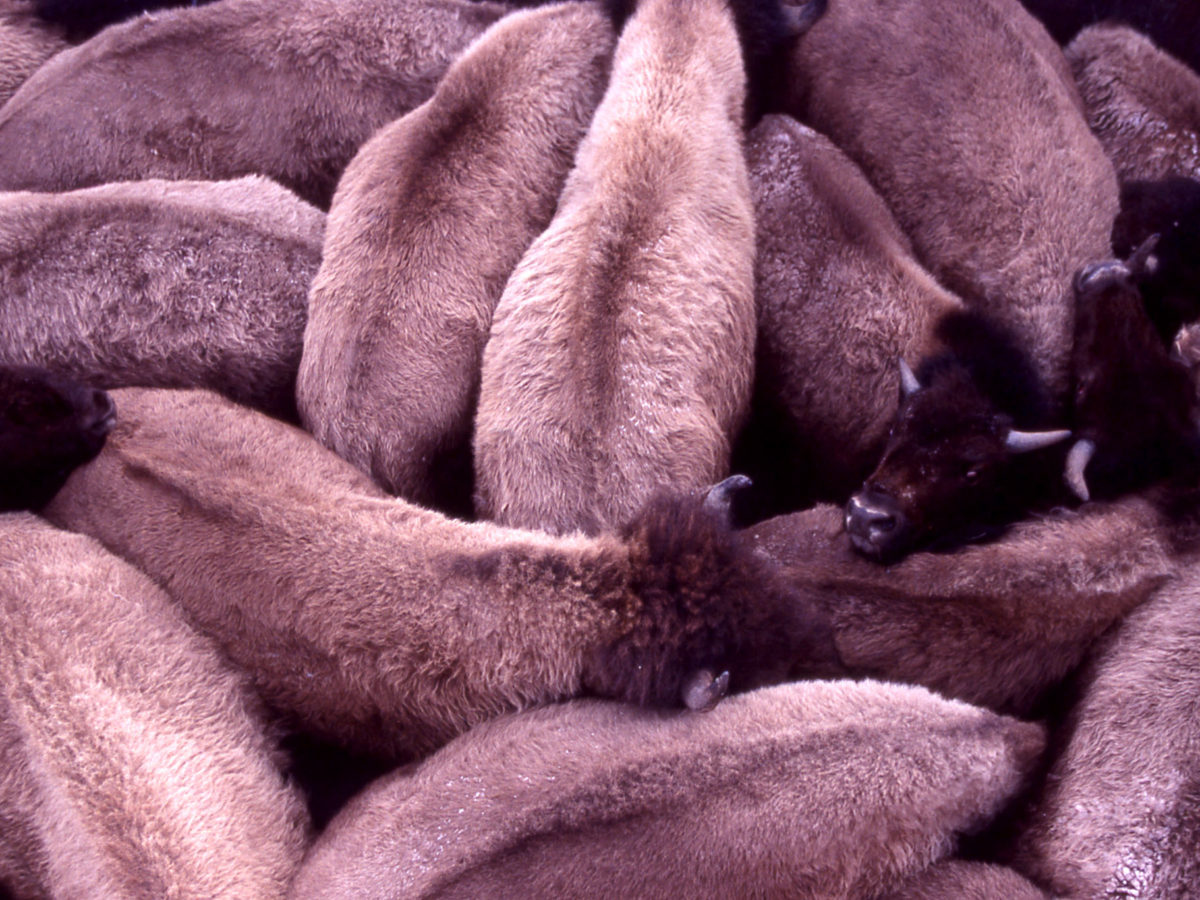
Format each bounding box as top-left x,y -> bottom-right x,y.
297,2 -> 615,516
0,0 -> 511,208
0,177 -> 323,420
1067,24 -> 1200,183
733,113 -> 963,514
288,682 -> 1045,900
785,0 -> 1118,405
472,0 -> 757,535
43,387 -> 840,762
750,497 -> 1189,716
1006,568 -> 1200,897
0,513 -> 308,898
0,366 -> 112,511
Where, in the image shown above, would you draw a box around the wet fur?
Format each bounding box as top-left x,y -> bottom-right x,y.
297,3 -> 615,517
0,0 -> 512,208
0,178 -> 323,420
750,497 -> 1190,716
474,0 -> 757,534
43,387 -> 840,763
0,513 -> 308,898
731,114 -> 963,517
289,682 -> 1045,900
0,366 -> 112,511
785,0 -> 1118,405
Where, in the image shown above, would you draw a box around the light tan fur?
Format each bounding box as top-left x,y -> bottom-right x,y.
750,496 -> 1188,716
0,1 -> 67,106
1008,567 -> 1200,897
0,513 -> 309,899
0,0 -> 511,208
1067,23 -> 1200,181
785,0 -> 1118,404
473,0 -> 756,535
297,2 -> 615,516
736,113 -> 964,508
288,681 -> 1045,900
0,177 -> 323,420
43,387 -> 839,763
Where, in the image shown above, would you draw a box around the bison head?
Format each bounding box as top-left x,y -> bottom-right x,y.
0,367 -> 116,511
844,313 -> 1070,563
1064,248 -> 1200,503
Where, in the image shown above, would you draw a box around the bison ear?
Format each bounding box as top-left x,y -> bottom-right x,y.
703,474 -> 753,525
1064,438 -> 1096,502
898,358 -> 922,398
1004,428 -> 1071,453
682,669 -> 730,712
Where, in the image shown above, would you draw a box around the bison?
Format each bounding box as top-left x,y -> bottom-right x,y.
297,1 -> 615,518
0,177 -> 323,420
0,512 -> 308,899
43,387 -> 841,762
473,0 -> 823,534
0,0 -> 512,208
0,0 -> 66,105
289,681 -> 1044,900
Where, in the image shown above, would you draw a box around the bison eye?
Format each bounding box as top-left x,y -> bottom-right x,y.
964,467 -> 980,482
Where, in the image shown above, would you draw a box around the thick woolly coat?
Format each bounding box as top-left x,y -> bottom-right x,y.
43,387 -> 840,762
297,2 -> 615,516
0,0 -> 511,208
750,496 -> 1191,716
473,0 -> 757,535
785,0 -> 1118,404
0,513 -> 308,900
288,681 -> 1045,900
735,113 -> 963,511
0,0 -> 66,105
0,177 -> 323,420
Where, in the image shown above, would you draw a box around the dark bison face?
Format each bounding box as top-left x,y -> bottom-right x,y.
0,367 -> 115,511
1113,177 -> 1200,345
845,361 -> 1069,562
1065,252 -> 1200,502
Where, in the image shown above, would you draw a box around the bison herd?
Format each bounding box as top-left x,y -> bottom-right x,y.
2,0 -> 1200,896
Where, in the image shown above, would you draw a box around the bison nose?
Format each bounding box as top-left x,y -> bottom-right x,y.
844,492 -> 907,559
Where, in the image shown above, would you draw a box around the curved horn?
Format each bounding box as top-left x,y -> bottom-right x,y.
898,358 -> 922,397
682,669 -> 730,712
1064,438 -> 1096,502
1004,428 -> 1071,453
703,474 -> 752,520
1128,233 -> 1161,279
782,0 -> 828,37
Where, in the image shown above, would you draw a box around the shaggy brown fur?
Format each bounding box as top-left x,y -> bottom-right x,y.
749,497 -> 1188,716
732,113 -> 963,514
472,0 -> 757,535
0,0 -> 511,208
785,0 -> 1118,404
43,387 -> 841,762
288,682 -> 1045,900
0,513 -> 309,899
297,2 -> 615,517
0,177 -> 322,420
1007,568 -> 1200,897
875,860 -> 1050,899
1067,23 -> 1200,181
0,0 -> 66,106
